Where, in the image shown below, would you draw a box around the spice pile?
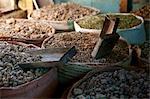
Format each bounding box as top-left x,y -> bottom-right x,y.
0,18 -> 54,39
44,32 -> 129,63
132,4 -> 150,19
70,69 -> 149,99
78,14 -> 141,29
31,3 -> 99,21
0,42 -> 48,87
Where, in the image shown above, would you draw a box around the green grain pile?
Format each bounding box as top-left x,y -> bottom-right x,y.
78,14 -> 141,29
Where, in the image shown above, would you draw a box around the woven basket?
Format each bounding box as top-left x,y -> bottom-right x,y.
67,65 -> 149,98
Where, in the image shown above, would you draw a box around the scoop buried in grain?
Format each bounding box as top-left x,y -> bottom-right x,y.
92,16 -> 120,59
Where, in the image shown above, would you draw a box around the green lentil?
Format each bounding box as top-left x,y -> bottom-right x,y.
78,14 -> 141,29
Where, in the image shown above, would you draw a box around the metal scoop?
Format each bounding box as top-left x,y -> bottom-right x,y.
91,16 -> 120,59
18,46 -> 77,69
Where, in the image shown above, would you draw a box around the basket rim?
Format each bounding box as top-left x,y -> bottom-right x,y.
67,64 -> 149,98
0,18 -> 56,41
67,65 -> 122,98
75,13 -> 144,31
0,67 -> 57,90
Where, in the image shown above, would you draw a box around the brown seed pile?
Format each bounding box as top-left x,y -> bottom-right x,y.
31,3 -> 99,21
70,69 -> 149,99
0,18 -> 54,39
132,4 -> 150,19
44,32 -> 129,64
0,42 -> 48,87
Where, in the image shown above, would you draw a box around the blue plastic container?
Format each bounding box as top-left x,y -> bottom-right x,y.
116,14 -> 146,45
75,13 -> 146,45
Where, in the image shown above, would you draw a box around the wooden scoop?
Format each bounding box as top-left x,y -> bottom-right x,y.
0,36 -> 47,47
91,16 -> 120,59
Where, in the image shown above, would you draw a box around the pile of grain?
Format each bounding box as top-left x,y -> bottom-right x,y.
0,18 -> 54,39
132,4 -> 150,19
78,14 -> 141,29
31,3 -> 99,21
70,68 -> 149,99
0,41 -> 48,87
